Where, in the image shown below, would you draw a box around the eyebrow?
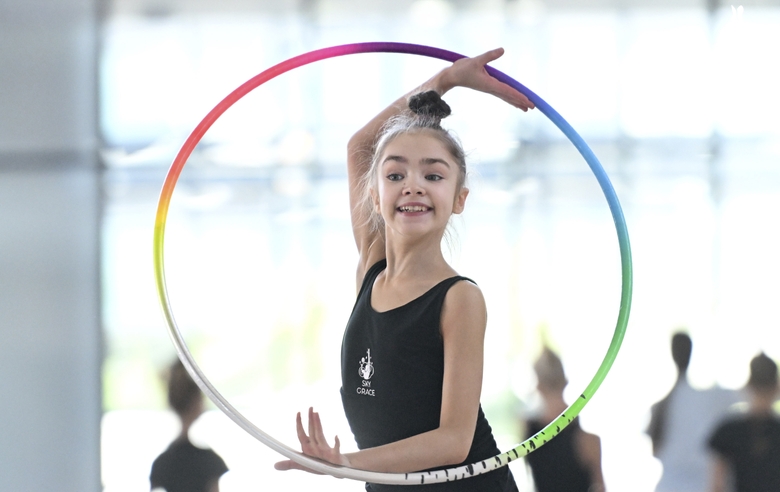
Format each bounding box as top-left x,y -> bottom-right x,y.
382,155 -> 451,168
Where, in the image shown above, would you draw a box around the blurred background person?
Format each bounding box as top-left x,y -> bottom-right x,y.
522,347 -> 605,492
150,359 -> 228,492
646,332 -> 739,492
708,352 -> 780,492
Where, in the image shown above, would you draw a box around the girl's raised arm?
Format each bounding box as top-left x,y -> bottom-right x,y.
347,48 -> 534,291
346,73 -> 450,290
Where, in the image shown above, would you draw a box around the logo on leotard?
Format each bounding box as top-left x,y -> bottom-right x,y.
359,348 -> 374,380
357,349 -> 375,396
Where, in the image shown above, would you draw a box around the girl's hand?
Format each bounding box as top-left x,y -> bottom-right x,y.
441,47 -> 535,112
274,407 -> 351,474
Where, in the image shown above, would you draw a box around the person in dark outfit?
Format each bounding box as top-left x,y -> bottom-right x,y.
708,352 -> 780,492
150,359 -> 228,492
523,348 -> 605,492
274,48 -> 535,490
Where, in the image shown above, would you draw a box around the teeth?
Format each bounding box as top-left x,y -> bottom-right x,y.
399,206 -> 427,212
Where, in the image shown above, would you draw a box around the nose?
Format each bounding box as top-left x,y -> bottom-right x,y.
403,176 -> 425,195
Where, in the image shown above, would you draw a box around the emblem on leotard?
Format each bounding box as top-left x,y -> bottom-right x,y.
359,348 -> 374,380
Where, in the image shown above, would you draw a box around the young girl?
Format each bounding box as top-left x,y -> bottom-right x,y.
275,48 -> 534,491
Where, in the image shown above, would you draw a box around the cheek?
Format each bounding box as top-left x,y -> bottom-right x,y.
377,181 -> 395,201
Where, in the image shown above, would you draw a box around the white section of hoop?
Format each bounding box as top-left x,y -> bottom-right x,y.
160,288 -> 507,485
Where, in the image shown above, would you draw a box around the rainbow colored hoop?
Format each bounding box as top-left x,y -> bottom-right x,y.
153,42 -> 632,485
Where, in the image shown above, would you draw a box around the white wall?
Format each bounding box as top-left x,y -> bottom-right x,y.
0,1 -> 102,490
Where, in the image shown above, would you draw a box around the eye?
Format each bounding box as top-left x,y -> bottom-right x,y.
386,173 -> 404,182
426,174 -> 443,181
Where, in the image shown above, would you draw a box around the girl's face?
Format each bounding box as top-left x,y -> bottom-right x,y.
371,131 -> 468,239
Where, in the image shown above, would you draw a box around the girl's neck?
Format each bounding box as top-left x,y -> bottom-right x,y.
382,236 -> 451,282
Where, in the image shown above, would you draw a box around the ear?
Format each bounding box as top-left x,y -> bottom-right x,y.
370,187 -> 380,214
452,187 -> 469,215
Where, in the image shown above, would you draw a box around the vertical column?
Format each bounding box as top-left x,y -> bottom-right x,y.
0,1 -> 102,491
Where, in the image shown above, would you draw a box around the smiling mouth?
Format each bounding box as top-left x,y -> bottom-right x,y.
397,205 -> 430,212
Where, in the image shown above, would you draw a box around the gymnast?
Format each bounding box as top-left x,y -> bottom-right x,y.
274,48 -> 534,490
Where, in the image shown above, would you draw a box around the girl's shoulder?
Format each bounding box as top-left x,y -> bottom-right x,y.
440,277 -> 487,334
416,265 -> 482,309
444,274 -> 483,301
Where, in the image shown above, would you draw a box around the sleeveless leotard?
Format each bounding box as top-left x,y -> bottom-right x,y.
341,260 -> 517,491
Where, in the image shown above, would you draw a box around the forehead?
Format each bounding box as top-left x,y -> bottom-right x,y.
381,132 -> 453,162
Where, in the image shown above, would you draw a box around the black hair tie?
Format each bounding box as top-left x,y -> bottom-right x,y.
408,90 -> 451,119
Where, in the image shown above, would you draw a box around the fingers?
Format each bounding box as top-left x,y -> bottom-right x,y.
274,459 -> 325,475
312,409 -> 329,446
308,407 -> 329,448
283,408 -> 350,470
300,407 -> 331,453
450,48 -> 535,112
479,77 -> 533,111
296,412 -> 309,447
274,460 -> 295,471
493,83 -> 534,111
308,407 -> 317,445
474,47 -> 505,64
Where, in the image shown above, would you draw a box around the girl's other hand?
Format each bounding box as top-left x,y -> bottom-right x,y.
274,407 -> 351,473
442,47 -> 535,112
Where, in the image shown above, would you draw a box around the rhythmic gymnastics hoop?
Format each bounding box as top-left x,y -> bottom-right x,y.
153,42 -> 632,485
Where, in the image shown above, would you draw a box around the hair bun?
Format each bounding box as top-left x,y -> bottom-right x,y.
408,90 -> 451,120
